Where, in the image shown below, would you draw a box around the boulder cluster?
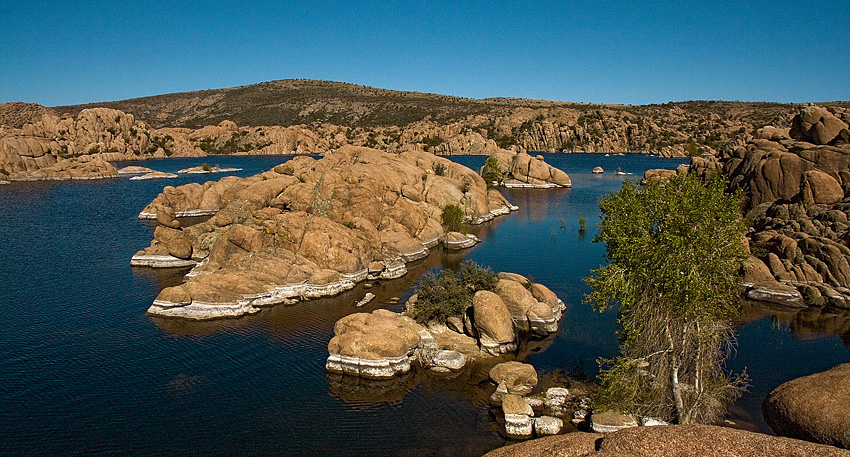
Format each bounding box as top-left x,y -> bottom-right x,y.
133,147 -> 517,320
0,107 -> 327,181
487,361 -> 592,440
325,272 -> 565,379
671,105 -> 850,308
482,150 -> 572,188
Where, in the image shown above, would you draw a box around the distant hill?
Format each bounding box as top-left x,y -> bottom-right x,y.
53,79 -> 846,130
55,79 -> 581,129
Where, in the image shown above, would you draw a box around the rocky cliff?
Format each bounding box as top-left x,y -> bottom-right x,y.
0,106 -> 330,181
132,146 -> 517,320
692,106 -> 850,308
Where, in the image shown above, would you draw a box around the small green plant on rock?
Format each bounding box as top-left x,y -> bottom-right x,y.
0,167 -> 8,175
441,204 -> 467,233
432,162 -> 446,176
201,163 -> 212,172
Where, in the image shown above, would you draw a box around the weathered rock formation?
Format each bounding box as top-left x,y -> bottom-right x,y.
177,165 -> 242,174
686,105 -> 850,307
326,309 -> 424,379
763,363 -> 850,448
482,424 -> 850,457
483,150 -> 571,188
0,106 -> 329,181
494,273 -> 566,334
133,147 -> 517,319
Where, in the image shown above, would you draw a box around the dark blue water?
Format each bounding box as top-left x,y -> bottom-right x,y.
1,153 -> 848,455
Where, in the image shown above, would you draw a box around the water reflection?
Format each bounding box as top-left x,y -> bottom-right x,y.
741,300 -> 850,344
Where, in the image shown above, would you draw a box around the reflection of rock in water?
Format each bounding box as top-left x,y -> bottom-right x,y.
327,372 -> 419,405
516,331 -> 559,360
742,300 -> 850,338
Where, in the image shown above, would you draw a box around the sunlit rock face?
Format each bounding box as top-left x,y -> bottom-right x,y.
133,146 -> 516,320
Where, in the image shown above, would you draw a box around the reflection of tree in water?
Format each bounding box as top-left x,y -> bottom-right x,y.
742,300 -> 850,349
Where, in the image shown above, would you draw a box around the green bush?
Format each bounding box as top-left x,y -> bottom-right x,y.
481,156 -> 503,186
0,167 -> 8,175
441,204 -> 467,233
201,163 -> 212,172
432,162 -> 446,176
413,260 -> 498,323
457,260 -> 498,292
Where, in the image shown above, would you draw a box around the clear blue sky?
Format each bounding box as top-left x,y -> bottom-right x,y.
1,0 -> 847,106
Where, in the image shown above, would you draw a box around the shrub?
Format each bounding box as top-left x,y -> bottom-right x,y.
578,214 -> 587,232
481,156 -> 503,186
0,167 -> 8,175
457,260 -> 498,292
432,162 -> 446,176
413,261 -> 498,323
441,204 -> 466,233
413,272 -> 468,323
201,163 -> 212,172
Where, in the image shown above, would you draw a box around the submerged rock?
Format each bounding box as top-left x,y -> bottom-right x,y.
117,166 -> 154,174
129,171 -> 177,180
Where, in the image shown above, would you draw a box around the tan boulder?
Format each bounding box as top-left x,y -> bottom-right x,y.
153,226 -> 193,259
489,361 -> 538,395
485,425 -> 850,457
763,363 -> 850,448
497,272 -> 528,284
495,279 -> 539,328
472,290 -> 516,353
791,106 -> 849,145
801,169 -> 844,205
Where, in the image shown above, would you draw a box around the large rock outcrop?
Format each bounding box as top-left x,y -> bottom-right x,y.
699,105 -> 850,307
0,106 -> 330,181
763,363 -> 850,448
482,424 -> 850,457
134,147 -> 517,319
484,150 -> 571,188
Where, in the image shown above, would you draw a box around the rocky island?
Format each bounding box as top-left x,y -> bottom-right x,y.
132,146 -> 518,319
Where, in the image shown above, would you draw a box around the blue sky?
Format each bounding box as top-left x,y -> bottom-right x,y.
1,0 -> 847,106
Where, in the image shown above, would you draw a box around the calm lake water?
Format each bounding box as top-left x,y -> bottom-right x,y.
1,153 -> 848,456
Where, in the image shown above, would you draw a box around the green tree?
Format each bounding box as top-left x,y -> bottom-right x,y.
441,204 -> 467,233
584,173 -> 747,424
480,156 -> 504,186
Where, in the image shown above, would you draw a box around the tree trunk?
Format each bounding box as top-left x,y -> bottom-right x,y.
665,321 -> 686,423
671,362 -> 685,423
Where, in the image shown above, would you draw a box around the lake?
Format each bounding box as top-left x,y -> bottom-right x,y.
1,153 -> 848,456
